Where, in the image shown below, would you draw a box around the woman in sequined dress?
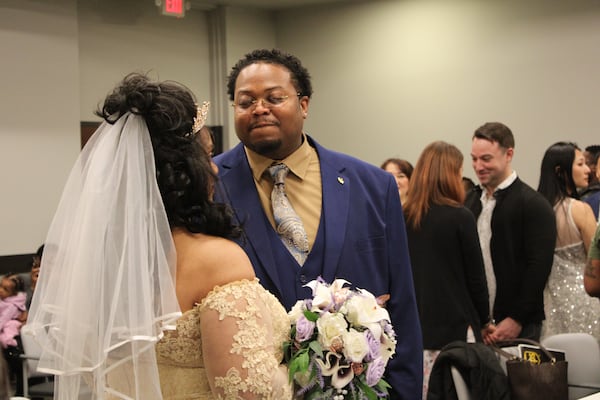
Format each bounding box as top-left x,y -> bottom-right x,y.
538,141 -> 600,340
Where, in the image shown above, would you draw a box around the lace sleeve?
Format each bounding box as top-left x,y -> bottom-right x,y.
199,279 -> 292,400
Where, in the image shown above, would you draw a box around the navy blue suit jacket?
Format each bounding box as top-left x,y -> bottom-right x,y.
214,136 -> 423,399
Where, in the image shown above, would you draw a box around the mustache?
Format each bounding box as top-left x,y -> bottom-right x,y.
249,119 -> 279,129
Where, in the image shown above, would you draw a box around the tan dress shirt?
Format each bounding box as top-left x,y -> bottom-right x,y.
244,135 -> 322,251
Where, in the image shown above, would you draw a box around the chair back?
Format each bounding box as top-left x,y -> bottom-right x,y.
542,333 -> 600,400
20,332 -> 48,379
20,332 -> 54,398
451,365 -> 473,400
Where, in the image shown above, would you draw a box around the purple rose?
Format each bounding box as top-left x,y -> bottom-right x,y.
364,330 -> 381,361
365,357 -> 386,387
295,315 -> 316,342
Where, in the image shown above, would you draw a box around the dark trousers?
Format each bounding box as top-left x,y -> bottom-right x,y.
2,335 -> 23,396
519,322 -> 543,341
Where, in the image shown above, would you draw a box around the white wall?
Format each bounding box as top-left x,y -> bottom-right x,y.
2,0 -> 600,253
222,6 -> 276,149
0,0 -> 214,254
276,0 -> 600,187
0,0 -> 80,254
78,1 -> 211,122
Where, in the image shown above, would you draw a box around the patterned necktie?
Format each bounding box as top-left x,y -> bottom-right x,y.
268,163 -> 309,265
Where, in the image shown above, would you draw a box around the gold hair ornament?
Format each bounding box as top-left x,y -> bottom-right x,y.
192,101 -> 210,134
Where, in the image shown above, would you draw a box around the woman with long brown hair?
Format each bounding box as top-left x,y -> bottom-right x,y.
404,141 -> 490,399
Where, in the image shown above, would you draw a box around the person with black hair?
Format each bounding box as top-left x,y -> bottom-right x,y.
584,148 -> 600,220
585,226 -> 600,298
537,142 -> 600,339
215,48 -> 422,399
462,176 -> 476,194
24,244 -> 44,311
24,73 -> 292,399
580,144 -> 600,200
381,158 -> 414,205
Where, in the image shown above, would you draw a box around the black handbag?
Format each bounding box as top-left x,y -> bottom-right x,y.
491,338 -> 568,400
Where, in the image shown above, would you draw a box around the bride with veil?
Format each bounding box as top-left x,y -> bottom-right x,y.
23,73 -> 292,399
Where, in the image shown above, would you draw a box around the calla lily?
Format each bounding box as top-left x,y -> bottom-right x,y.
329,278 -> 350,293
346,289 -> 391,339
315,351 -> 355,389
305,279 -> 333,311
330,279 -> 351,308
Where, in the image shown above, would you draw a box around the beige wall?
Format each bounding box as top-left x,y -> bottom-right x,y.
222,6 -> 276,149
0,0 -> 80,254
78,1 -> 211,122
2,0 -> 600,253
0,0 -> 216,254
275,0 -> 600,186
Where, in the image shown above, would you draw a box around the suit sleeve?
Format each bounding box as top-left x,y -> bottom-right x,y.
512,192 -> 556,323
383,175 -> 423,400
458,208 -> 490,325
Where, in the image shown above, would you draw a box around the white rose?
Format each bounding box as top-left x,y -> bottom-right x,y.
289,300 -> 307,324
316,312 -> 348,348
342,328 -> 369,363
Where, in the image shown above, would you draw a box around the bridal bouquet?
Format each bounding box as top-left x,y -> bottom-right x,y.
284,277 -> 396,399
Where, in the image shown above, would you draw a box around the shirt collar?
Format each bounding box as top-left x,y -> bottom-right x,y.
480,170 -> 517,200
245,134 -> 312,181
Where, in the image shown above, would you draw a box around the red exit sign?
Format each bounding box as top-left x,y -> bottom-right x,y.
162,0 -> 185,17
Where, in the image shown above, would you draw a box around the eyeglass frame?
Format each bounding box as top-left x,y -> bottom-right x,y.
231,92 -> 303,113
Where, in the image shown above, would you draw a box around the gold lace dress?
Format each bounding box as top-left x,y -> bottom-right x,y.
156,279 -> 293,399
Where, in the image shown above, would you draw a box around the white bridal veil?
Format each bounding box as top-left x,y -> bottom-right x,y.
23,113 -> 181,399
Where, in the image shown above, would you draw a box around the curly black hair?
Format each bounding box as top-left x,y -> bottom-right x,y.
226,48 -> 313,101
96,73 -> 241,238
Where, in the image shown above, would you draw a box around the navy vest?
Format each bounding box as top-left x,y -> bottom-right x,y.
266,214 -> 326,310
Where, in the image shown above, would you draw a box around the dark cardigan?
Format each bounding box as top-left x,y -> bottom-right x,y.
464,177 -> 556,325
407,204 -> 490,349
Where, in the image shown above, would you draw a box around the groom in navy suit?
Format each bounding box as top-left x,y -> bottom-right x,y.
214,48 -> 422,399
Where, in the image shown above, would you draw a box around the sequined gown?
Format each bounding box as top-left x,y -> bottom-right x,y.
155,279 -> 293,399
542,198 -> 600,340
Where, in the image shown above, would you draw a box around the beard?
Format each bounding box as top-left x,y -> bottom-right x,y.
247,138 -> 283,158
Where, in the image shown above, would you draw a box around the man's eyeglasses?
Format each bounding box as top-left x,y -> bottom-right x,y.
232,93 -> 302,113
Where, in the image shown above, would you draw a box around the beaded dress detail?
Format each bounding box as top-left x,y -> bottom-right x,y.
155,279 -> 292,399
542,198 -> 600,340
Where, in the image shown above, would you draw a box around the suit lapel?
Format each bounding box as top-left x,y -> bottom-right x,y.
217,146 -> 283,296
314,144 -> 349,283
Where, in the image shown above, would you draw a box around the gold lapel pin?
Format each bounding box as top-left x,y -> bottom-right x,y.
337,177 -> 345,185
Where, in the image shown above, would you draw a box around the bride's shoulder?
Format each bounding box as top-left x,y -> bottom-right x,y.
175,231 -> 255,299
193,235 -> 250,267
